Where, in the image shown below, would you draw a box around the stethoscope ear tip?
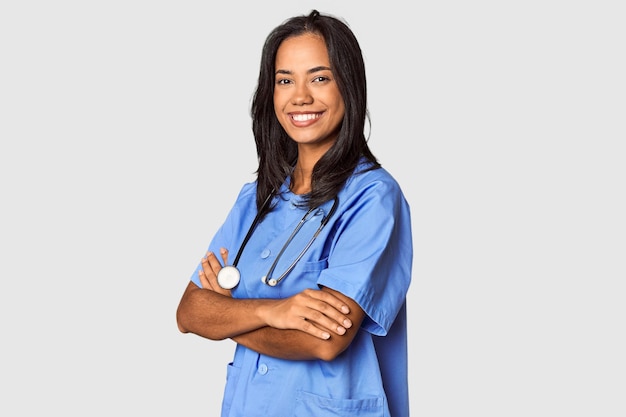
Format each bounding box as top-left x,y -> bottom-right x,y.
260,275 -> 278,286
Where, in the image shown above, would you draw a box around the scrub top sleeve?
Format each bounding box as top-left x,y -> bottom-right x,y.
189,183 -> 255,288
189,222 -> 232,288
318,178 -> 413,336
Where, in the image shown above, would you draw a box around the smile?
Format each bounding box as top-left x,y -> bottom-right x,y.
290,112 -> 322,122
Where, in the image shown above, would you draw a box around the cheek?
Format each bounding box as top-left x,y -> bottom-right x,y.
333,98 -> 346,120
273,93 -> 286,116
273,97 -> 289,130
326,90 -> 345,114
272,98 -> 282,119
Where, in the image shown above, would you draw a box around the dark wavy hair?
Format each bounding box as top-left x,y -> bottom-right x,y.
251,9 -> 380,215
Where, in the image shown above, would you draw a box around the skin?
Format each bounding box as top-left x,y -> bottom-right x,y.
273,33 -> 346,194
176,33 -> 365,361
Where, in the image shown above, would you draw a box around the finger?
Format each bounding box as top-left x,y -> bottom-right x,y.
205,251 -> 225,277
300,319 -> 332,340
219,247 -> 229,266
200,254 -> 219,290
303,288 -> 350,315
202,252 -> 233,297
303,304 -> 349,336
198,269 -> 214,291
201,253 -> 215,277
299,290 -> 352,332
281,294 -> 351,336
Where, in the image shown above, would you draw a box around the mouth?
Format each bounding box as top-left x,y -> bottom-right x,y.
289,112 -> 323,124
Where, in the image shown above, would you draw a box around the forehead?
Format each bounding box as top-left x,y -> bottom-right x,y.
275,33 -> 330,69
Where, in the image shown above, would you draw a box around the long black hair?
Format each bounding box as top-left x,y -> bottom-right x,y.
251,10 -> 380,215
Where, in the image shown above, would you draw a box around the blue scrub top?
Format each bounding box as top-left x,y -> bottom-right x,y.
190,161 -> 413,417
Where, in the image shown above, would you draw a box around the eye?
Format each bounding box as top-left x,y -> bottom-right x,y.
276,78 -> 292,85
312,76 -> 329,83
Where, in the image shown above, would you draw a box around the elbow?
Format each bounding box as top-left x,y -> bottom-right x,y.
315,340 -> 349,362
175,285 -> 235,341
177,322 -> 188,334
202,329 -> 230,341
176,303 -> 229,341
176,305 -> 190,334
317,352 -> 338,362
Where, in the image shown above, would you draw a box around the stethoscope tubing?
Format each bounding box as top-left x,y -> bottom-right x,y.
217,194 -> 339,289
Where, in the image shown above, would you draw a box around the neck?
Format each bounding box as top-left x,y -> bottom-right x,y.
291,163 -> 312,195
292,145 -> 328,194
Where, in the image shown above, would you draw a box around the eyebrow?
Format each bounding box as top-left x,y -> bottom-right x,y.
275,66 -> 332,75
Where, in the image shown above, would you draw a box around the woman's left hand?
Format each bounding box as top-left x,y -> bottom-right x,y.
198,248 -> 232,297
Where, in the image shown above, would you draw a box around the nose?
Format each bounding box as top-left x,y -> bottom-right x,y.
291,83 -> 313,105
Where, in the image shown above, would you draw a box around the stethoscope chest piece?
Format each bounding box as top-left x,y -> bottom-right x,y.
217,266 -> 240,290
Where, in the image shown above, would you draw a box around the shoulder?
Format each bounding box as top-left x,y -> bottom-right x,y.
233,181 -> 257,204
341,159 -> 407,204
223,181 -> 258,223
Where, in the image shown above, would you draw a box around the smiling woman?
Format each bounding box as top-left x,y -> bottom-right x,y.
176,9 -> 413,417
273,33 -> 346,195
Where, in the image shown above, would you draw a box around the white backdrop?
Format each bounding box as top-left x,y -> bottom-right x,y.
1,1 -> 624,416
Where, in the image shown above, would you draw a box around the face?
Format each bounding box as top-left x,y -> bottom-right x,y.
273,33 -> 345,153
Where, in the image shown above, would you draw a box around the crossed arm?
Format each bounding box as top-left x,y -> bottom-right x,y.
176,250 -> 365,361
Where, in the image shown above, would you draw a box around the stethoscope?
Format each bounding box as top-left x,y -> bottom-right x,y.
217,194 -> 339,289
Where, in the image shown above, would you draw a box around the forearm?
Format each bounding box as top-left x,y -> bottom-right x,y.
177,279 -> 360,351
232,287 -> 365,362
177,284 -> 273,340
233,326 -> 341,361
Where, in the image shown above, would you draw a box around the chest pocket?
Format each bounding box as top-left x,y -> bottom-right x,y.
272,258 -> 328,296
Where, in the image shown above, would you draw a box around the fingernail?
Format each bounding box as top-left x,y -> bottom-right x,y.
337,326 -> 346,335
322,332 -> 331,339
341,306 -> 349,314
220,248 -> 228,254
343,319 -> 352,328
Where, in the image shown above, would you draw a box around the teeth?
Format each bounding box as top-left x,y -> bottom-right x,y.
292,113 -> 320,121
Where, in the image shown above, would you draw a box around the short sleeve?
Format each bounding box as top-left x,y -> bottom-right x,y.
318,171 -> 413,336
189,182 -> 257,287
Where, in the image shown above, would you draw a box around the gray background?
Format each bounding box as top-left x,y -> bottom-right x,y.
1,1 -> 624,416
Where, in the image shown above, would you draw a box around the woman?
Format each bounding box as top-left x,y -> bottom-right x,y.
176,9 -> 412,417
